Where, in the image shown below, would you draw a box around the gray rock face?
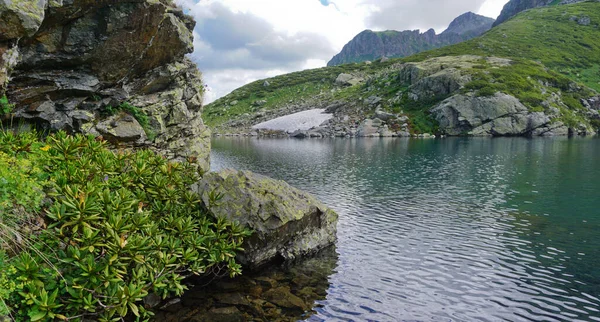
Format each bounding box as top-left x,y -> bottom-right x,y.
194,170 -> 338,269
335,73 -> 362,86
431,93 -> 560,136
357,119 -> 380,137
364,96 -> 382,106
397,56 -> 500,102
576,15 -> 591,25
409,68 -> 469,100
2,0 -> 211,172
96,114 -> 146,143
0,0 -> 46,40
328,12 -> 494,66
0,0 -> 46,93
375,109 -> 396,121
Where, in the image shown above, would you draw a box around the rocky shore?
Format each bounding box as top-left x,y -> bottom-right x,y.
213,56 -> 599,138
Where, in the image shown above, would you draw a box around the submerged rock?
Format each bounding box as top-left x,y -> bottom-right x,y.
153,246 -> 338,322
263,286 -> 306,310
194,169 -> 338,269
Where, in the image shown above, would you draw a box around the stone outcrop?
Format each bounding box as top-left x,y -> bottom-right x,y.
194,169 -> 338,269
0,0 -> 46,91
431,93 -> 570,136
1,0 -> 210,171
211,52 -> 598,138
335,73 -> 363,86
328,12 -> 494,66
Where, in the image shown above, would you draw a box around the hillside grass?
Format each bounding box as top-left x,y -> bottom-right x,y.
407,1 -> 600,90
204,61 -> 397,128
204,1 -> 600,131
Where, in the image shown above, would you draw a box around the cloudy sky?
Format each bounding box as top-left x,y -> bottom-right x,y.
175,0 -> 509,103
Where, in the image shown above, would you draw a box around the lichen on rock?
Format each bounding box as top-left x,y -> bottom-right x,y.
2,0 -> 211,171
194,169 -> 339,269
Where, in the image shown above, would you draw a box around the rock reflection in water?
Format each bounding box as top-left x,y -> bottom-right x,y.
153,246 -> 338,322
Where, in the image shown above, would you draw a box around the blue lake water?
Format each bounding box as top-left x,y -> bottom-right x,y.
210,137 -> 600,321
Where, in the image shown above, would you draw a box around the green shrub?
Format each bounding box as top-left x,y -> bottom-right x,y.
464,79 -> 489,91
562,93 -> 584,110
0,251 -> 17,316
0,95 -> 14,115
0,152 -> 47,216
477,87 -> 497,97
409,111 -> 439,134
0,131 -> 251,321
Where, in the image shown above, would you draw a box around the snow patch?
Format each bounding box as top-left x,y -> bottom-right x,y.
252,109 -> 333,133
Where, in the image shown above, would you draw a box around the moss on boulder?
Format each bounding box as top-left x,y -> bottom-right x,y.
194,169 -> 338,269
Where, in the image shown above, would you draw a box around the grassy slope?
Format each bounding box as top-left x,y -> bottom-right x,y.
408,2 -> 600,91
204,2 -> 600,130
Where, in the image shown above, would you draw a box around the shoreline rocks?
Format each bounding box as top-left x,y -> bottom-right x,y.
194,169 -> 338,270
431,93 -> 596,137
153,246 -> 338,322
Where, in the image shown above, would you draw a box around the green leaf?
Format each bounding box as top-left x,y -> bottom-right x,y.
128,302 -> 140,317
29,310 -> 47,321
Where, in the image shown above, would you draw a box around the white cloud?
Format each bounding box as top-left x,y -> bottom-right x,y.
177,0 -> 509,104
478,0 -> 509,18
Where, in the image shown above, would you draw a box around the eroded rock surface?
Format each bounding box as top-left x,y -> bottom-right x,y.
1,0 -> 210,171
431,93 -> 569,136
194,169 -> 338,269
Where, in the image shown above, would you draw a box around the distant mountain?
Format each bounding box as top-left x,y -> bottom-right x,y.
327,12 -> 495,67
493,0 -> 587,26
205,1 -> 600,138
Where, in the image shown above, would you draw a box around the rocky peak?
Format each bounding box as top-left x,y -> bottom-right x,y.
443,12 -> 495,35
0,0 -> 211,171
327,12 -> 495,66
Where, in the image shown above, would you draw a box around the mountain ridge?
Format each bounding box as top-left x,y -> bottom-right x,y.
327,12 -> 495,66
205,1 -> 600,138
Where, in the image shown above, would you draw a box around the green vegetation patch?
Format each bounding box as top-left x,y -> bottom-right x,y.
406,2 -> 600,90
0,95 -> 14,116
0,131 -> 250,321
203,59 -> 398,128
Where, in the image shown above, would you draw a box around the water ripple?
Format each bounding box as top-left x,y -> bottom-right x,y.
211,137 -> 600,321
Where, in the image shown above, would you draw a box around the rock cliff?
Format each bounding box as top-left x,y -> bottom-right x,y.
327,12 -> 494,66
0,0 -> 211,171
493,0 -> 590,26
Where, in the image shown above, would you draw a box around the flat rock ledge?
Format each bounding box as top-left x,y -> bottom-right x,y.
194,169 -> 338,270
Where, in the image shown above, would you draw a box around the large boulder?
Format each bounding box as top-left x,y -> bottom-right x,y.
408,68 -> 470,100
0,0 -> 46,40
431,93 -> 556,136
3,0 -> 210,172
335,73 -> 363,86
95,114 -> 146,143
0,0 -> 46,93
357,118 -> 383,137
194,170 -> 338,269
